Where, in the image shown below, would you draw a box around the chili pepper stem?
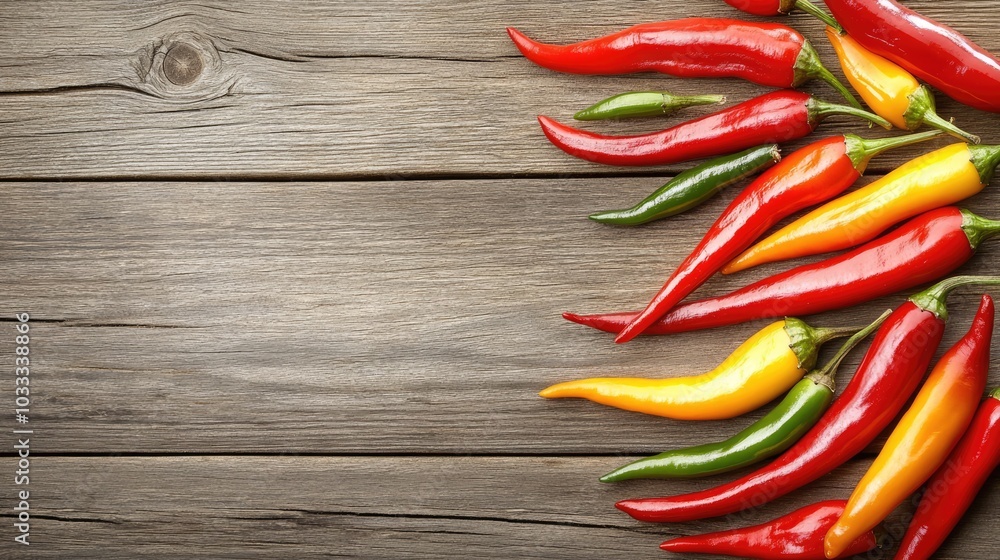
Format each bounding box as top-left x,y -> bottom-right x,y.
991,387 -> 1000,399
961,209 -> 1000,249
920,110 -> 981,145
844,130 -> 942,172
811,324 -> 870,346
968,144 -> 1000,183
806,97 -> 892,129
910,275 -> 1000,320
905,86 -> 981,144
794,41 -> 863,109
786,318 -> 861,371
806,309 -> 892,389
574,92 -> 726,121
793,0 -> 843,33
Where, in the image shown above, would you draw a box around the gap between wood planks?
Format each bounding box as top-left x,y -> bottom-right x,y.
0,169 -> 904,183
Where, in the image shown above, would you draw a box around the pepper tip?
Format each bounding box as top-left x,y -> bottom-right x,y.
537,114 -> 559,131
823,528 -> 849,559
724,254 -> 755,274
506,27 -> 526,50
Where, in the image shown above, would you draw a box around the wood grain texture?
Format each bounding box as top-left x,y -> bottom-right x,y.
1,456 -> 997,558
3,1 -> 1000,558
2,180 -> 998,454
1,0 -> 998,179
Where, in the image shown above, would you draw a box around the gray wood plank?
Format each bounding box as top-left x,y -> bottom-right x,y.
1,456 -> 997,558
1,0 -> 997,179
2,180 -> 998,454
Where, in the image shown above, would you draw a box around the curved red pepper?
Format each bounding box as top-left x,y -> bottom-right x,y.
660,500 -> 876,559
825,0 -> 1000,112
723,0 -> 791,16
615,294 -> 947,523
508,20 -> 798,84
724,0 -> 840,24
894,388 -> 1000,560
537,90 -> 889,168
565,207 -> 993,337
722,0 -> 842,32
507,19 -> 837,90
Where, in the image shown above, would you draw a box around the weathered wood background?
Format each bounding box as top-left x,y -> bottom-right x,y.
1,1 -> 998,558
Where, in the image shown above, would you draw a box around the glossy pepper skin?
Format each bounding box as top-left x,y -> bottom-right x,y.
507,19 -> 858,105
540,318 -> 857,421
825,27 -> 979,144
589,145 -> 780,226
612,130 -> 939,344
600,311 -> 887,482
895,388 -> 1000,560
825,295 -> 995,558
825,0 -> 1000,112
660,500 -> 877,560
725,143 -> 1000,274
565,208 -> 1000,337
724,0 -> 841,30
537,90 -> 890,168
574,91 -> 725,121
613,276 -> 1000,524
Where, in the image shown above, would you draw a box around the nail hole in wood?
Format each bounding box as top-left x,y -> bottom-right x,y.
163,43 -> 203,86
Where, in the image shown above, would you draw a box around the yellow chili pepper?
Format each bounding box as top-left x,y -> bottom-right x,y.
723,142 -> 1000,274
539,319 -> 859,420
824,294 -> 994,559
826,27 -> 978,144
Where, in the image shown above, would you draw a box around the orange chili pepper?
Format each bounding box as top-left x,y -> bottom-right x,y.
824,294 -> 994,558
826,27 -> 978,143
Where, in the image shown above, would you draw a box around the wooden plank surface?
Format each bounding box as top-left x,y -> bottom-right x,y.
1,0 -> 997,179
3,1 -> 1000,558
2,181 -> 999,454
1,456 -> 998,559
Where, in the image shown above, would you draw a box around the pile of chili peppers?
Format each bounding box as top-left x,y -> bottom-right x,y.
513,1 -> 1000,558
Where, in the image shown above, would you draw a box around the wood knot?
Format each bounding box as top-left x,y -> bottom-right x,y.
134,32 -> 236,102
163,43 -> 203,86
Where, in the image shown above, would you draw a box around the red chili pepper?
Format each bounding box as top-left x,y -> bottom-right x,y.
660,500 -> 877,559
894,387 -> 1000,560
723,0 -> 841,32
565,207 -> 1000,337
825,0 -> 1000,112
507,19 -> 857,104
614,275 -> 1000,524
610,130 -> 938,344
724,0 -> 792,16
538,90 -> 890,168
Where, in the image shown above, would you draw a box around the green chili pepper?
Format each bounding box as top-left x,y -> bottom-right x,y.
589,145 -> 781,226
600,309 -> 890,482
573,90 -> 726,121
